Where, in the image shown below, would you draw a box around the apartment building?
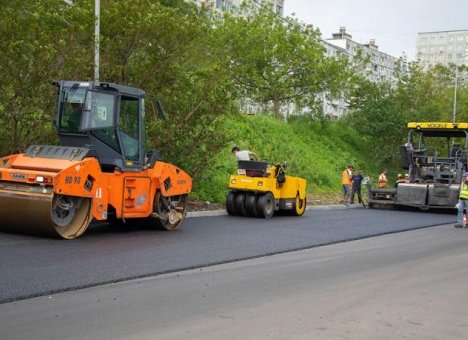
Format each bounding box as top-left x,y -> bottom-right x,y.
321,27 -> 397,118
325,27 -> 396,83
416,29 -> 468,68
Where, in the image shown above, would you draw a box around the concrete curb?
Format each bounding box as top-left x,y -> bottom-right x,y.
187,203 -> 365,218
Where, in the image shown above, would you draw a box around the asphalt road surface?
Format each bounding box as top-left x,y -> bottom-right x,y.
2,222 -> 468,339
0,206 -> 456,303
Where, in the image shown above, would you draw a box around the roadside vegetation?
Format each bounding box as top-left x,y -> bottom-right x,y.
0,0 -> 466,204
192,114 -> 374,203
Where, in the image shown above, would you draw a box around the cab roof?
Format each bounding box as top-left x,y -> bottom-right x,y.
407,122 -> 468,138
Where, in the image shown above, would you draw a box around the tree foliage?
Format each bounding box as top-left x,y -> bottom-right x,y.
347,57 -> 468,170
0,0 -> 92,153
213,1 -> 352,119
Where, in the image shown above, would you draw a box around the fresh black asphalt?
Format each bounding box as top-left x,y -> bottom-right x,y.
0,207 -> 456,303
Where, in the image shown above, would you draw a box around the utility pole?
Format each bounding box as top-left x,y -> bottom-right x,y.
94,0 -> 100,82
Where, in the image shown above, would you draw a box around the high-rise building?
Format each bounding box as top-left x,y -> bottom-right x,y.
325,27 -> 396,83
321,27 -> 397,118
416,29 -> 468,68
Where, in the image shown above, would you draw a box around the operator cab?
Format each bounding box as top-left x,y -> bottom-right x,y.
54,80 -> 148,172
401,122 -> 468,184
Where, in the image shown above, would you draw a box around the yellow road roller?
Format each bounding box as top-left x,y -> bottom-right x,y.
226,160 -> 307,218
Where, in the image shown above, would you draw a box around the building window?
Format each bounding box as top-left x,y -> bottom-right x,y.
276,5 -> 283,16
216,0 -> 223,9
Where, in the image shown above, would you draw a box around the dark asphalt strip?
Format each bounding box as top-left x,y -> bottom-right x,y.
0,213 -> 454,304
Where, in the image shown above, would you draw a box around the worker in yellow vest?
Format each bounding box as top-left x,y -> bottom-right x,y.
455,172 -> 468,228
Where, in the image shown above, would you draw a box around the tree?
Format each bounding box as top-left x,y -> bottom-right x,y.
95,0 -> 236,178
212,2 -> 351,119
0,0 -> 93,154
347,77 -> 405,167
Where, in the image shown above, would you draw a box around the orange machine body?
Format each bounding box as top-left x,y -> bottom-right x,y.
0,152 -> 192,222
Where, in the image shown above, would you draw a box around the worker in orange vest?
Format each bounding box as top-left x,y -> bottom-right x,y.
378,169 -> 389,188
341,164 -> 353,204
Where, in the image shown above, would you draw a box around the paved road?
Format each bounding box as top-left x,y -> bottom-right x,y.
0,207 -> 456,303
1,223 -> 468,340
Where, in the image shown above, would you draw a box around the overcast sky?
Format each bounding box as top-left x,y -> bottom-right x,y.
284,0 -> 468,59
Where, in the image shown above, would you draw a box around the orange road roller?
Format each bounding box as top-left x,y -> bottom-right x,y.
0,81 -> 192,239
226,160 -> 307,218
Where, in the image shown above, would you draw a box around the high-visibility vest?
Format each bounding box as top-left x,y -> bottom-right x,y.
342,169 -> 352,185
460,183 -> 468,199
378,173 -> 388,188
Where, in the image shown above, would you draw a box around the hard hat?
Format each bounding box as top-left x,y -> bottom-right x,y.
404,173 -> 409,177
397,173 -> 402,178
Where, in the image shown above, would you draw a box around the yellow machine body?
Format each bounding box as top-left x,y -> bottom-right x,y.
226,161 -> 307,218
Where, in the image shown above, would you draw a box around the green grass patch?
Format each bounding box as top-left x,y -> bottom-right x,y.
191,114 -> 380,203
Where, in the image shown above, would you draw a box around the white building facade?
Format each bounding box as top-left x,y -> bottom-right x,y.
189,0 -> 284,16
416,30 -> 468,68
321,27 -> 397,118
325,27 -> 396,83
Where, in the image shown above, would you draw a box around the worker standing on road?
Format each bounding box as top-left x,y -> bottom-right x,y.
455,172 -> 468,228
349,169 -> 365,207
378,169 -> 389,188
341,164 -> 353,204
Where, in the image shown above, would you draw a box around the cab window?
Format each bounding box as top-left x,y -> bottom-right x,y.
119,95 -> 140,161
60,85 -> 87,134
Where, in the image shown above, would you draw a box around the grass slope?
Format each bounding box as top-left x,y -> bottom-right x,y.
191,114 -> 377,203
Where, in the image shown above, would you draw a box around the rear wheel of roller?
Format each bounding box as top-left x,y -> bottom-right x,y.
245,194 -> 258,217
51,195 -> 92,239
153,191 -> 188,231
257,192 -> 275,219
235,192 -> 248,216
226,191 -> 238,215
